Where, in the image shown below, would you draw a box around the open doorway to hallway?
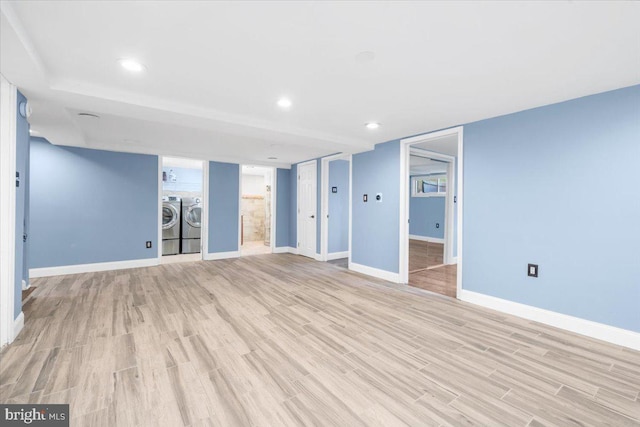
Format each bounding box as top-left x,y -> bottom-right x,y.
321,154 -> 351,269
408,154 -> 455,296
401,128 -> 462,298
240,165 -> 274,256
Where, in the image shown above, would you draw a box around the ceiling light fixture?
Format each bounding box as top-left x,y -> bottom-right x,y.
277,98 -> 292,109
365,122 -> 380,129
267,157 -> 278,160
119,58 -> 146,73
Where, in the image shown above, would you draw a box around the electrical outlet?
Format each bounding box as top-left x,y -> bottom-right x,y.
146,241 -> 152,249
527,263 -> 538,277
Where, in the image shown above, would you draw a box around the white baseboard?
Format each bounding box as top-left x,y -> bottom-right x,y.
349,262 -> 401,283
273,246 -> 297,254
409,234 -> 445,244
203,251 -> 240,261
13,311 -> 24,340
30,257 -> 159,278
327,251 -> 349,261
459,290 -> 640,351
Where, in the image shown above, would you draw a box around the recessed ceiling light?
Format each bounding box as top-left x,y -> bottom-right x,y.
277,98 -> 292,109
118,58 -> 146,73
365,122 -> 380,129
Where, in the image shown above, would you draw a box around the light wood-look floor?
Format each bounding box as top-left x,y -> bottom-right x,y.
410,265 -> 458,298
409,240 -> 444,273
409,240 -> 457,297
1,254 -> 639,426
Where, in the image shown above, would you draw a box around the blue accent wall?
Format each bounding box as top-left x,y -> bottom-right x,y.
409,189 -> 445,239
463,85 -> 640,332
29,138 -> 158,268
208,161 -> 239,253
162,166 -> 202,193
14,91 -> 29,318
351,140 -> 401,273
289,164 -> 297,248
328,160 -> 349,253
275,168 -> 290,248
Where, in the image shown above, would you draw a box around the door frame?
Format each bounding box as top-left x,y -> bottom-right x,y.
320,153 -> 351,262
296,159 -> 318,259
0,74 -> 18,346
399,126 -> 464,297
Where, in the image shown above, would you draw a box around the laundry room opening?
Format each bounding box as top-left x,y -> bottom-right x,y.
161,156 -> 205,262
240,165 -> 274,256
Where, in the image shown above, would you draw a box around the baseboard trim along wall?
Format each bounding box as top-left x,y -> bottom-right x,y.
349,262 -> 401,283
30,258 -> 159,278
409,234 -> 445,244
327,251 -> 349,261
459,290 -> 640,351
203,251 -> 240,261
273,246 -> 298,255
13,311 -> 24,341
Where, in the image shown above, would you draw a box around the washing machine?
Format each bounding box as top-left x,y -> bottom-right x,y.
162,195 -> 181,255
181,197 -> 202,253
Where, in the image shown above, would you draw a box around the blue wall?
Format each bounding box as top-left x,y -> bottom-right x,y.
463,85 -> 640,332
328,160 -> 349,253
409,188 -> 445,239
14,91 -> 29,319
351,140 -> 401,273
29,139 -> 158,268
275,168 -> 291,248
162,166 -> 202,193
208,161 -> 239,253
288,164 -> 297,248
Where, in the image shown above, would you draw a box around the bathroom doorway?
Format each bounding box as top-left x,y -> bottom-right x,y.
240,165 -> 274,256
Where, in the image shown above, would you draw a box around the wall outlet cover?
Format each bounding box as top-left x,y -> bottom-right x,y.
528,263 -> 538,277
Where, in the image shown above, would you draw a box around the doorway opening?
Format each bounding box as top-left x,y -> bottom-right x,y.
400,127 -> 463,298
321,154 -> 351,269
240,165 -> 274,257
159,156 -> 206,264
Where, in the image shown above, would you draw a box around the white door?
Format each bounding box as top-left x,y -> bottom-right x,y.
298,162 -> 317,258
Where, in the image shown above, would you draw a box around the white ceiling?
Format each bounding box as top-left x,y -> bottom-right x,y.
2,2 -> 639,167
410,156 -> 448,175
242,165 -> 273,177
162,156 -> 203,170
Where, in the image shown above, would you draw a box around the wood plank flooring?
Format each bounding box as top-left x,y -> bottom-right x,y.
409,240 -> 444,272
409,265 -> 457,298
409,239 -> 457,297
1,254 -> 639,426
